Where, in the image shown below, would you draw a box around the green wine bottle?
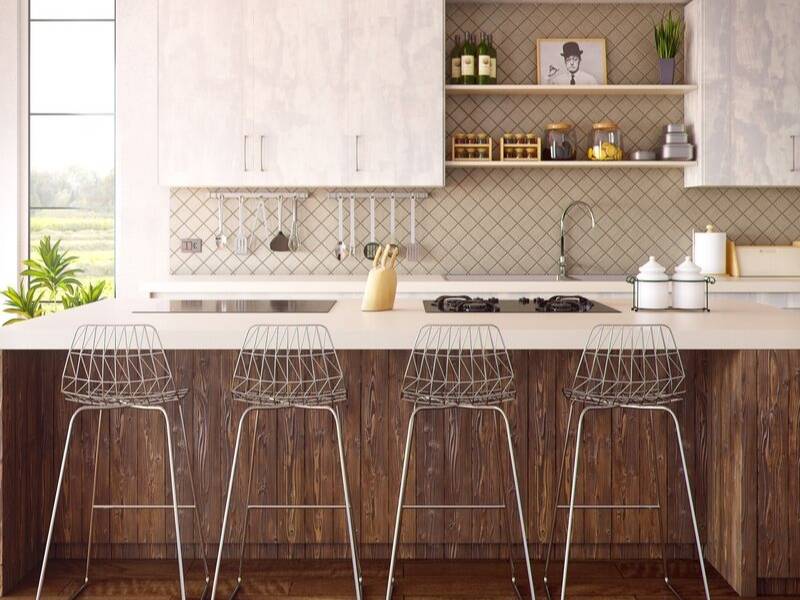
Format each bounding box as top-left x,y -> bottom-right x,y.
460,33 -> 476,85
488,33 -> 497,84
450,34 -> 462,84
477,32 -> 491,85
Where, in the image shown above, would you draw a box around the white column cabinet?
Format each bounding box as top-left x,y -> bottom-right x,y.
158,0 -> 444,188
158,0 -> 245,187
685,0 -> 800,187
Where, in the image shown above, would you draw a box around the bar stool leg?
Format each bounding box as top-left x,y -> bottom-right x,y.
492,411 -> 520,597
82,411 -> 103,592
328,405 -> 363,600
492,406 -> 536,600
661,406 -> 711,600
386,405 -> 421,600
177,404 -> 211,600
560,405 -> 592,600
212,407 -> 256,600
228,409 -> 261,600
36,406 -> 93,600
645,410 -> 678,599
157,406 -> 187,600
543,400 -> 576,598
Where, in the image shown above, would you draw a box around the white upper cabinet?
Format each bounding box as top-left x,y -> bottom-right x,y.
245,0 -> 349,187
158,0 -> 245,187
346,0 -> 445,187
158,0 -> 445,188
684,0 -> 800,187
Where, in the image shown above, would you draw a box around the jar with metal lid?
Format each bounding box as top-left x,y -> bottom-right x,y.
588,121 -> 623,161
544,122 -> 576,160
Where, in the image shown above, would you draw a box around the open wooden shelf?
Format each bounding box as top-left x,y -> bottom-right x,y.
446,160 -> 696,169
446,84 -> 697,96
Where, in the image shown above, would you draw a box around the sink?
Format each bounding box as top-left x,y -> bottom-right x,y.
443,274 -> 627,282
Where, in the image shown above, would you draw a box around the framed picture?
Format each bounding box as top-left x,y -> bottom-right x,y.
536,38 -> 607,85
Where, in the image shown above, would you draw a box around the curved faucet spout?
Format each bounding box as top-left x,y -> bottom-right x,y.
558,201 -> 597,280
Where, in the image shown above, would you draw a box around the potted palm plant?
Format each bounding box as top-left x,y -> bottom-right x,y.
654,11 -> 684,85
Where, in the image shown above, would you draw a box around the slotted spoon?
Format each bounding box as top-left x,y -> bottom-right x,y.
406,192 -> 422,262
363,194 -> 380,260
215,194 -> 228,251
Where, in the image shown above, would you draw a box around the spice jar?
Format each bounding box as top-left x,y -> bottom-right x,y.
515,133 -> 526,144
514,147 -> 525,159
588,121 -> 623,161
477,133 -> 489,144
525,133 -> 538,145
672,256 -> 708,310
477,147 -> 489,160
466,133 -> 478,144
544,122 -> 577,160
454,132 -> 467,145
503,133 -> 515,145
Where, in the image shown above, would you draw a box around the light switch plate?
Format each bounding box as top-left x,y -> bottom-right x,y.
180,238 -> 203,253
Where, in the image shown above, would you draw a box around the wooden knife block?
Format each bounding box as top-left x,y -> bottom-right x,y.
361,245 -> 398,311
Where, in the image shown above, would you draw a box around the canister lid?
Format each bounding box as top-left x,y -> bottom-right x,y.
592,121 -> 618,130
637,256 -> 669,281
673,256 -> 704,281
546,122 -> 572,131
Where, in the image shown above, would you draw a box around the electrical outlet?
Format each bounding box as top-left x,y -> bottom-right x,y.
180,238 -> 203,253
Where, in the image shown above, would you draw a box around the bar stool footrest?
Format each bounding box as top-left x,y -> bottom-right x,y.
403,504 -> 506,510
556,503 -> 660,510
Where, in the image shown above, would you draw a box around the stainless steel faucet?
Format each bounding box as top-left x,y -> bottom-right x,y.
558,201 -> 596,280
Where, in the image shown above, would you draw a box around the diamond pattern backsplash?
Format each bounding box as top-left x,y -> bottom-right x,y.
170,3 -> 800,277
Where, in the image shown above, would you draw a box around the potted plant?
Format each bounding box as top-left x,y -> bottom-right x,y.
1,236 -> 106,325
654,11 -> 684,85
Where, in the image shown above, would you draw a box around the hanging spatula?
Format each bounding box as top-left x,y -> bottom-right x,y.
269,195 -> 290,252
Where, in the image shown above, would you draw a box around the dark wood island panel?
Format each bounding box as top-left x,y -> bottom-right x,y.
0,349 -> 797,596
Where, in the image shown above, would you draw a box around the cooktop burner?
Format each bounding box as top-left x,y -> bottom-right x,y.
423,295 -> 619,314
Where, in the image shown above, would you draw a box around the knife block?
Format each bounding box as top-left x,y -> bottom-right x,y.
361,246 -> 398,311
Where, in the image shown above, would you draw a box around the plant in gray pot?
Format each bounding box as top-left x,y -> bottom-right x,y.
654,11 -> 684,84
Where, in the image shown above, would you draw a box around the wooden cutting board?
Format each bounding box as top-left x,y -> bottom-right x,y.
731,241 -> 800,276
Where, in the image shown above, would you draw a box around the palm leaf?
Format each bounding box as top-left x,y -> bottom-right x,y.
21,235 -> 83,300
2,280 -> 44,326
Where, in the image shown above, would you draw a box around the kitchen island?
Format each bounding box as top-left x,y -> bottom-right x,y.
1,298 -> 799,596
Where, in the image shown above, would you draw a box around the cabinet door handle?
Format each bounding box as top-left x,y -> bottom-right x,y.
243,135 -> 250,172
355,134 -> 361,172
792,135 -> 797,173
259,135 -> 266,172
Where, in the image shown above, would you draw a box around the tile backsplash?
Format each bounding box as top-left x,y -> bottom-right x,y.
170,3 -> 800,277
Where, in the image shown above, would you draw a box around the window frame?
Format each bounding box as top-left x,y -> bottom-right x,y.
27,1 -> 117,298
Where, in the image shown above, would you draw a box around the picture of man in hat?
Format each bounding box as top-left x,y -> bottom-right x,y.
546,41 -> 599,85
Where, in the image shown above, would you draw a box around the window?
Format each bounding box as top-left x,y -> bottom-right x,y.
28,0 -> 115,296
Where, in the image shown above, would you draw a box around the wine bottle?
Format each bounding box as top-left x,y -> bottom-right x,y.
460,33 -> 476,85
488,33 -> 497,84
450,34 -> 462,84
477,32 -> 491,85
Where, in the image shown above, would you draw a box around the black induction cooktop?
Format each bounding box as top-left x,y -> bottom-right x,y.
423,295 -> 619,314
135,299 -> 336,314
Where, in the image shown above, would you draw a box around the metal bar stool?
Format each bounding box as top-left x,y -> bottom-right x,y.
386,324 -> 535,600
212,325 -> 362,600
543,324 -> 710,600
37,324 -> 210,600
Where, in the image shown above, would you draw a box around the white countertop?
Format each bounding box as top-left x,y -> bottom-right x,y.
142,275 -> 800,298
2,297 -> 799,350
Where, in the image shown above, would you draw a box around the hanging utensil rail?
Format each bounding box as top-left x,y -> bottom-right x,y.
209,192 -> 309,201
326,192 -> 427,201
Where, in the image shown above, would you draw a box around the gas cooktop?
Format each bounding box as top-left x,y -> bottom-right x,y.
423,295 -> 619,314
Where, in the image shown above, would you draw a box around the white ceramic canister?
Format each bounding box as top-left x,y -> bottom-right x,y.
692,224 -> 727,274
635,256 -> 670,310
672,256 -> 707,310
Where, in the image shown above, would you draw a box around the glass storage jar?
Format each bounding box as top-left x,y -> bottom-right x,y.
588,121 -> 623,161
544,122 -> 577,160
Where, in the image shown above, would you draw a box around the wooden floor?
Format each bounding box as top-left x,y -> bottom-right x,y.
10,559 -> 790,599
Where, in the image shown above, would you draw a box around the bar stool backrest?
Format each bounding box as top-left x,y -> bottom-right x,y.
61,324 -> 177,406
401,324 -> 516,405
231,324 -> 346,405
568,324 -> 686,406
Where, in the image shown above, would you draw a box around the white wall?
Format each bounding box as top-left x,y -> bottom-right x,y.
0,0 -> 22,292
115,0 -> 170,298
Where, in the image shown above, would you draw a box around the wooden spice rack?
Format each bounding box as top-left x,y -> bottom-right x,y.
451,134 -> 493,161
500,136 -> 542,162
